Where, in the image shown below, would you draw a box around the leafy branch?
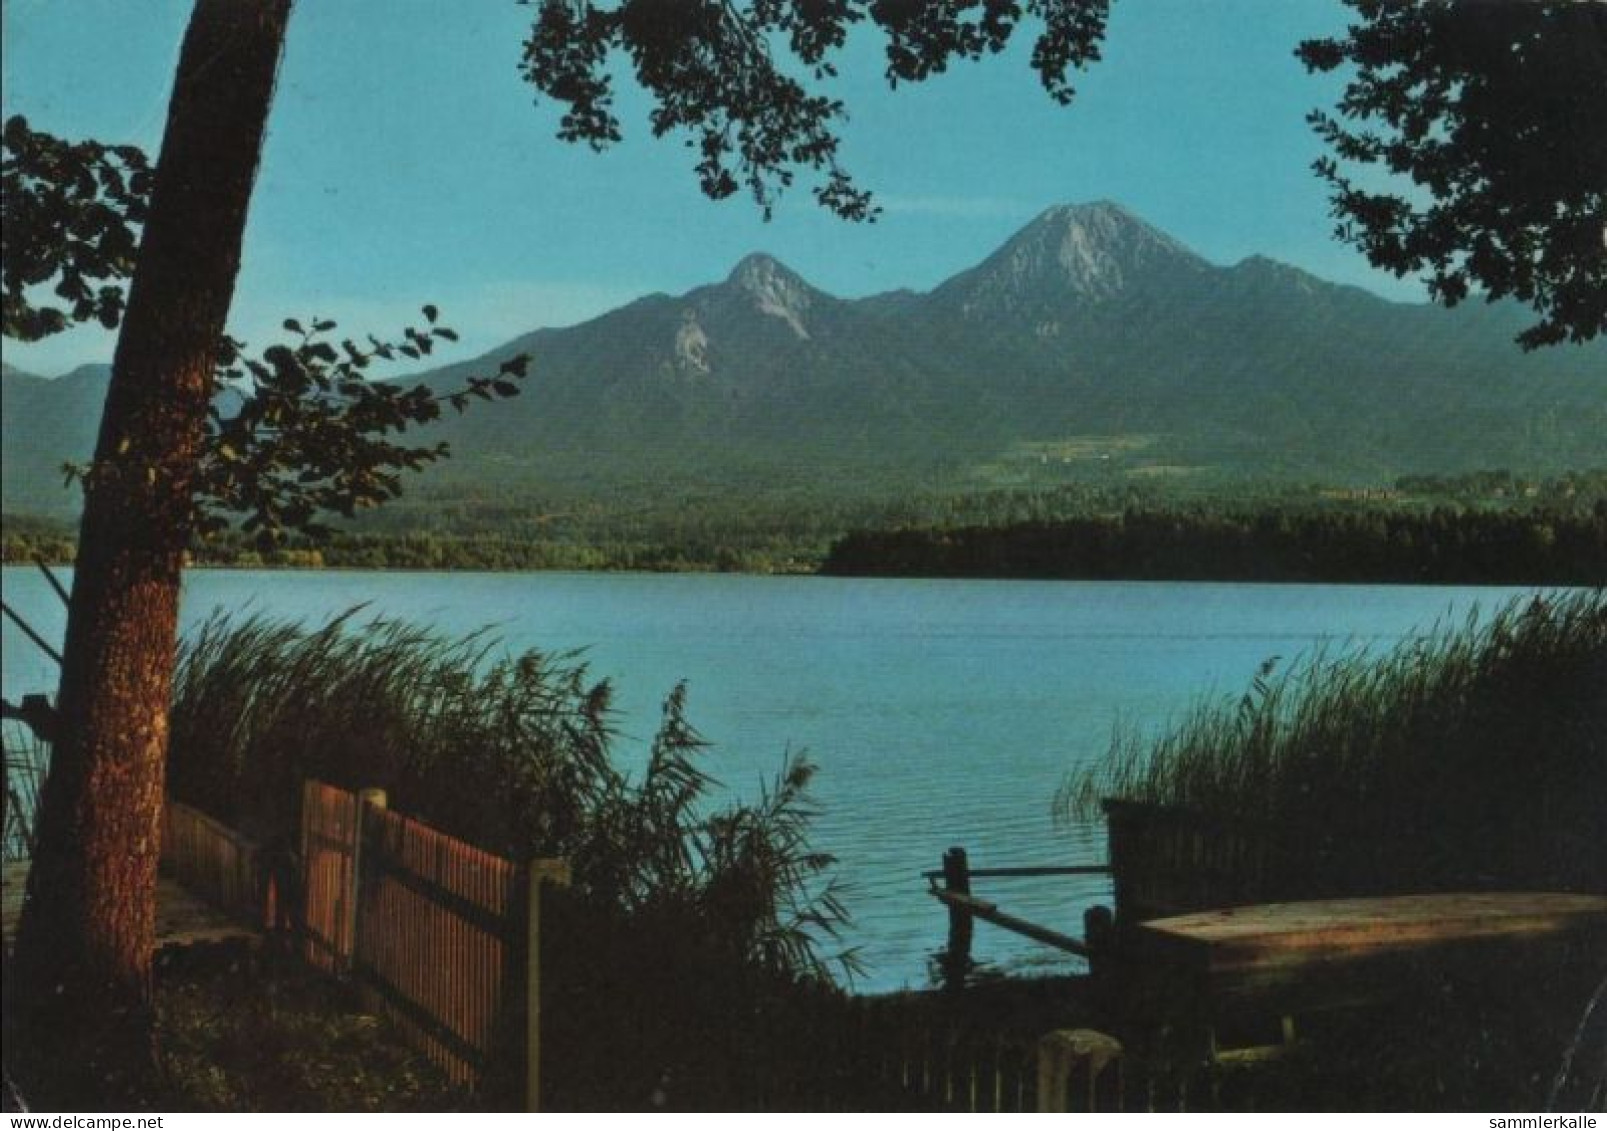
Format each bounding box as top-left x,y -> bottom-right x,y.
65,309 -> 531,547
1298,2 -> 1607,349
1,114 -> 151,340
520,0 -> 1110,221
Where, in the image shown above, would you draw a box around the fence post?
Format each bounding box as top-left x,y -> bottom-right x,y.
348,787 -> 387,973
1037,1029 -> 1123,1112
1084,903 -> 1114,973
524,858 -> 572,1113
942,846 -> 973,989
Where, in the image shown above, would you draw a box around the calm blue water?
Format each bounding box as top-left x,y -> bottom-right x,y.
0,567 -> 1559,990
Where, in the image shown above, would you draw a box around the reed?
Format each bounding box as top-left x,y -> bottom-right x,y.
2,722 -> 49,861
1061,589 -> 1607,897
165,607 -> 868,1105
166,607 -> 856,980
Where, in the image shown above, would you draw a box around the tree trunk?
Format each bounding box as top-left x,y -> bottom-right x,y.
7,0 -> 293,1108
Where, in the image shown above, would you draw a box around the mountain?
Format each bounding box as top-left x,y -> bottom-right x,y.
408,201 -> 1603,488
3,362 -> 111,516
5,202 -> 1604,516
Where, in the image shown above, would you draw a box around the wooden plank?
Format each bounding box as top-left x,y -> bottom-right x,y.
4,861 -> 256,953
1130,891 -> 1607,1017
922,864 -> 1112,881
931,889 -> 1093,957
1138,892 -> 1607,973
301,780 -> 357,971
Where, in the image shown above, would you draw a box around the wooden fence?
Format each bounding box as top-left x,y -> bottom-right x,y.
298,779 -> 568,1109
728,990 -> 1267,1112
301,780 -> 359,972
164,785 -> 1272,1110
356,800 -> 517,1087
161,799 -> 266,927
835,1005 -> 1048,1112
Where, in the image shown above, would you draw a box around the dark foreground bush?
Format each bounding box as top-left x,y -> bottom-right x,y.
166,610 -> 858,1108
155,953 -> 475,1112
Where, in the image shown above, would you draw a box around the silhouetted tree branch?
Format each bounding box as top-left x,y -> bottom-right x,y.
522,0 -> 1111,219
1299,0 -> 1607,349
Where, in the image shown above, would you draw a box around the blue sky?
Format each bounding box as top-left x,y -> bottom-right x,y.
2,0 -> 1420,377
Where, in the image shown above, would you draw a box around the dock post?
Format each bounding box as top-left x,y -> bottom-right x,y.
1037,1029 -> 1123,1112
1084,904 -> 1114,976
942,846 -> 973,989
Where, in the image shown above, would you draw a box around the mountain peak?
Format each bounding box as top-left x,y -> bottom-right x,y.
724,252 -> 816,339
1229,254 -> 1336,299
1025,200 -> 1205,288
728,252 -> 802,287
934,200 -> 1208,319
1033,199 -> 1133,225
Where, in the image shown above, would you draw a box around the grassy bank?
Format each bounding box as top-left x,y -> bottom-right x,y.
1063,588 -> 1607,898
1059,589 -> 1607,1111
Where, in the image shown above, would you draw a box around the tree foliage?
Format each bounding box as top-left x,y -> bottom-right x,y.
822,504 -> 1607,586
1299,1 -> 1607,349
1,115 -> 152,340
40,305 -> 531,547
191,315 -> 528,546
521,0 -> 1111,219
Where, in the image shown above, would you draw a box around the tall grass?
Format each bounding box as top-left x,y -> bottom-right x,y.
167,607 -> 857,982
1061,589 -> 1607,898
3,722 -> 49,862
166,608 -> 861,1107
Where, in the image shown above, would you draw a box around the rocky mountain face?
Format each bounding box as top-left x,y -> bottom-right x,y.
5,202 -> 1604,515
931,201 -> 1211,324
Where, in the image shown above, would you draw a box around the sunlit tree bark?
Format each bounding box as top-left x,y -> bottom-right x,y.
8,0 -> 294,1106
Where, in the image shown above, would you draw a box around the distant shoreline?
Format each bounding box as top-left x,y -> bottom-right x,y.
2,557 -> 1598,589
7,488 -> 1604,587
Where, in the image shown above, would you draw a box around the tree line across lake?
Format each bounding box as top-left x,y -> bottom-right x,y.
823,506 -> 1607,586
5,472 -> 1604,584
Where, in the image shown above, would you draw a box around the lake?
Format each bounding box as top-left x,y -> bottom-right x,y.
0,567 -> 1559,991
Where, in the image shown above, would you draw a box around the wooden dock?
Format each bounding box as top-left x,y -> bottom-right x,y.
2,859 -> 260,954
1132,891 -> 1607,1013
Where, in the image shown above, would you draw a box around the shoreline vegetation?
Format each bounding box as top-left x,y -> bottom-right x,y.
823,506 -> 1607,585
1063,589 -> 1607,897
160,610 -> 860,1109
4,470 -> 1604,584
1054,589 -> 1607,1109
7,589 -> 1604,1108
159,591 -> 1607,1110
